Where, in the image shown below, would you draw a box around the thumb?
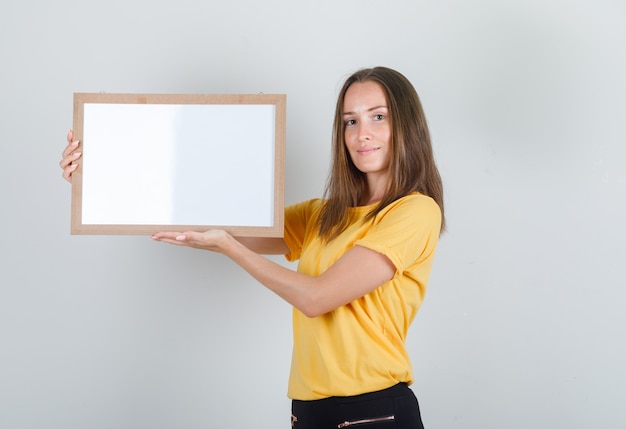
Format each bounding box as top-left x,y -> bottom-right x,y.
176,231 -> 201,241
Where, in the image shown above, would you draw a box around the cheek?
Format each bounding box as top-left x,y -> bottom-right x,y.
382,124 -> 392,143
343,129 -> 357,147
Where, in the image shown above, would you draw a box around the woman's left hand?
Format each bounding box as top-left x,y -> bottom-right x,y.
151,230 -> 232,253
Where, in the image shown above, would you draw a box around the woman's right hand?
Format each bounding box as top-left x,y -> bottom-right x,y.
60,130 -> 81,183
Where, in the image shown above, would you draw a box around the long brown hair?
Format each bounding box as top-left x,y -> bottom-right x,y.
318,66 -> 445,241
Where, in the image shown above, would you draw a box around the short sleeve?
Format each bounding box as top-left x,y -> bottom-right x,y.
354,194 -> 442,273
283,199 -> 323,262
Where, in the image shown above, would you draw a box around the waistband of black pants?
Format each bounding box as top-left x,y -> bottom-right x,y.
293,382 -> 411,405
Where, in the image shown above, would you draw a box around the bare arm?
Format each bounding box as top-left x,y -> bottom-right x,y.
151,230 -> 395,317
235,237 -> 289,255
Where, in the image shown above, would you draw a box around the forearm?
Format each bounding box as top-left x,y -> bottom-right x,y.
235,237 -> 289,255
152,230 -> 395,317
222,235 -> 322,317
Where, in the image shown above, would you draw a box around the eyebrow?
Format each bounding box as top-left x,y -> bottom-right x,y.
343,105 -> 388,116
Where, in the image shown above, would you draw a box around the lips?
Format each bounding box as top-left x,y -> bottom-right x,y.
357,147 -> 380,155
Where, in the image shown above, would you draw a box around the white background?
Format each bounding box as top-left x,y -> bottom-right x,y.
1,0 -> 624,428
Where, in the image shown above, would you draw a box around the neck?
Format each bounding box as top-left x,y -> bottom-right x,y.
360,173 -> 389,206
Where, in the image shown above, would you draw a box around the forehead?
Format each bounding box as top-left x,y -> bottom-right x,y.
343,81 -> 387,110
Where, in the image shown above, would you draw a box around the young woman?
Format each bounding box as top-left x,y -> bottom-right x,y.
60,66 -> 445,428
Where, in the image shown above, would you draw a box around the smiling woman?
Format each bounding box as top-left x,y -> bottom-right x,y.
60,66 -> 445,429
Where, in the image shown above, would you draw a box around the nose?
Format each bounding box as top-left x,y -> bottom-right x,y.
357,122 -> 372,142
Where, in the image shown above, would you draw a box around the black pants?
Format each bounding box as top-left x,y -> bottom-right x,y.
291,383 -> 424,429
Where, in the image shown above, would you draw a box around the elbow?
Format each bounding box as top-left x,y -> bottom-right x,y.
298,297 -> 333,318
293,279 -> 335,318
300,306 -> 325,319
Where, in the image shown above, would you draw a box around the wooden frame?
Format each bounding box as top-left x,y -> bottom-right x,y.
71,93 -> 286,236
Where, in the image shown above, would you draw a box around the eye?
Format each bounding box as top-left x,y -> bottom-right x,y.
373,114 -> 385,121
345,119 -> 356,126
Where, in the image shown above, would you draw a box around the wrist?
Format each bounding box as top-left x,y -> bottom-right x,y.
218,231 -> 241,255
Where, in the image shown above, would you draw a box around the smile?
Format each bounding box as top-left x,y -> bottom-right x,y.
357,147 -> 380,155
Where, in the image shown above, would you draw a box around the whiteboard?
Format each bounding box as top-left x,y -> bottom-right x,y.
71,93 -> 286,236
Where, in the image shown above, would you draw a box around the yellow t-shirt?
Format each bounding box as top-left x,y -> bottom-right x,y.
283,192 -> 441,400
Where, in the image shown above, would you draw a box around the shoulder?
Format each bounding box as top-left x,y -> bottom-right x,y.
368,193 -> 442,239
381,193 -> 441,220
286,198 -> 325,215
355,193 -> 441,271
285,199 -> 326,228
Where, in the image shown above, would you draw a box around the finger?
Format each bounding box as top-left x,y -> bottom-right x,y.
59,151 -> 81,169
177,231 -> 207,244
156,238 -> 185,245
151,234 -> 192,247
67,129 -> 73,144
151,232 -> 183,240
62,140 -> 80,159
62,163 -> 78,182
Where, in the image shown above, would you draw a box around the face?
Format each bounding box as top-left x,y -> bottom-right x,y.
342,81 -> 392,179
